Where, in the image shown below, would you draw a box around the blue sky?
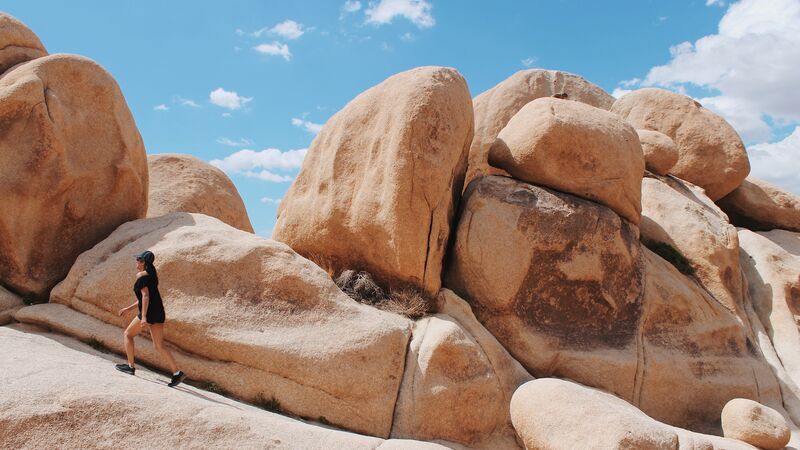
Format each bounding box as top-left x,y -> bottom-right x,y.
4,0 -> 798,236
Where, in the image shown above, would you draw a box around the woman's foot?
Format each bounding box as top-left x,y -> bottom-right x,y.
168,370 -> 186,387
115,363 -> 135,375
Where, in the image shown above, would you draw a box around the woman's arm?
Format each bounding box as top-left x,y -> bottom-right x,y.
118,301 -> 138,317
140,286 -> 150,325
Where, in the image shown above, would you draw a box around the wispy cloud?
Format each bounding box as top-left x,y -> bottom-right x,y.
399,32 -> 415,42
521,56 -> 537,67
175,96 -> 201,108
253,41 -> 292,60
263,20 -> 306,40
217,137 -> 254,147
154,104 -> 169,111
260,197 -> 283,205
209,88 -> 253,110
210,148 -> 307,183
292,117 -> 324,134
706,0 -> 725,6
365,0 -> 435,28
342,0 -> 362,13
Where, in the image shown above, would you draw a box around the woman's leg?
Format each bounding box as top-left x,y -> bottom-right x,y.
149,323 -> 178,374
123,317 -> 142,367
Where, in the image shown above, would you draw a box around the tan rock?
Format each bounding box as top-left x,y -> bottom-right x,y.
468,69 -> 615,187
273,66 -> 473,296
510,378 -> 756,450
637,129 -> 678,175
612,88 -> 749,200
445,176 -> 782,433
0,285 -> 22,325
641,175 -> 744,314
739,229 -> 800,395
721,399 -> 791,450
392,291 -> 531,448
147,153 -> 253,232
488,97 -> 644,224
0,54 -> 148,299
718,177 -> 800,232
47,212 -> 411,437
0,324 -> 447,450
0,13 -> 47,74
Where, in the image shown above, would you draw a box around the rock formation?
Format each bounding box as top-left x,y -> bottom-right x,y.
0,12 -> 47,74
147,153 -> 254,232
273,66 -> 473,296
721,398 -> 791,450
718,177 -> 800,232
637,129 -> 679,175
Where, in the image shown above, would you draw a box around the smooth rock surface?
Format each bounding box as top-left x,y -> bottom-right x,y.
488,97 -> 643,224
641,175 -> 744,314
0,285 -> 22,325
718,177 -> 800,232
274,66 -> 473,296
48,212 -> 411,437
0,324 -> 446,450
637,129 -> 679,175
612,88 -> 749,200
721,399 -> 790,450
0,54 -> 147,299
148,153 -> 253,232
0,12 -> 47,74
468,69 -> 614,187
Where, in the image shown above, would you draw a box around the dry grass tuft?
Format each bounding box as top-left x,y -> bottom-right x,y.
335,270 -> 430,319
384,288 -> 429,320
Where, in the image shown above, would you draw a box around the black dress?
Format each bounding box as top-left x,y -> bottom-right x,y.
134,274 -> 166,324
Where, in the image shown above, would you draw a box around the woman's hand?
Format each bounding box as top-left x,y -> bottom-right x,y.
118,305 -> 131,317
141,318 -> 148,327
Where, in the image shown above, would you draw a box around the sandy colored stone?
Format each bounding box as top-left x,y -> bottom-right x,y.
147,153 -> 253,232
468,69 -> 614,187
637,129 -> 678,175
510,378 -> 756,450
641,175 -> 744,314
0,13 -> 47,74
273,66 -> 473,296
392,294 -> 530,449
0,324 -> 447,450
739,229 -> 800,395
488,97 -> 644,224
445,176 -> 782,433
0,54 -> 147,299
718,177 -> 800,232
612,88 -> 749,200
0,285 -> 22,325
48,212 -> 411,437
721,399 -> 791,449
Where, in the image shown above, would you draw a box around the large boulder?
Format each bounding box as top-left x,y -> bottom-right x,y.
510,378 -> 756,450
637,129 -> 678,175
0,325 -> 446,450
0,285 -> 22,325
641,175 -> 744,314
488,97 -> 644,224
445,176 -> 782,433
718,177 -> 800,232
0,54 -> 148,299
148,153 -> 253,233
468,69 -> 614,187
611,88 -> 749,200
273,66 -> 473,296
721,398 -> 791,450
391,289 -> 531,448
45,212 -> 411,438
0,13 -> 47,74
739,229 -> 800,392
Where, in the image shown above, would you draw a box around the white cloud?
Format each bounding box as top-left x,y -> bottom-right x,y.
210,148 -> 307,183
268,20 -> 305,40
154,104 -> 169,111
400,32 -> 415,42
748,127 -> 800,194
292,118 -> 324,134
521,57 -> 536,67
342,0 -> 362,13
253,41 -> 292,60
222,112 -> 232,118
706,0 -> 726,6
365,0 -> 435,28
620,0 -> 800,144
612,88 -> 633,99
260,197 -> 283,205
217,137 -> 254,147
176,96 -> 200,108
209,88 -> 253,110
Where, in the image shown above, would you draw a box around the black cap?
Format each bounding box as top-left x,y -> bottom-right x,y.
134,250 -> 155,264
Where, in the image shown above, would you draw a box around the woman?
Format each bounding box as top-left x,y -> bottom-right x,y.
115,250 -> 186,387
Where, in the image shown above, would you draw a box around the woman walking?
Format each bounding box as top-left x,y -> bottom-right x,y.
115,250 -> 186,387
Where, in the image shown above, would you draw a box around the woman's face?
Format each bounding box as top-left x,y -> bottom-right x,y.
136,259 -> 144,271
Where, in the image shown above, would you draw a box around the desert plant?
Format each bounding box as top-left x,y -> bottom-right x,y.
335,270 -> 387,305
644,240 -> 695,276
384,287 -> 430,319
80,337 -> 110,354
195,380 -> 228,396
254,394 -> 283,413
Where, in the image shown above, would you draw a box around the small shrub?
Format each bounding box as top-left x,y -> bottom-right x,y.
335,270 -> 386,305
384,288 -> 430,320
80,337 -> 110,354
317,416 -> 332,426
255,394 -> 283,413
196,380 -> 228,396
644,240 -> 695,276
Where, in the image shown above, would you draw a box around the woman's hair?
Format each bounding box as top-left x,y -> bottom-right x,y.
137,251 -> 159,285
